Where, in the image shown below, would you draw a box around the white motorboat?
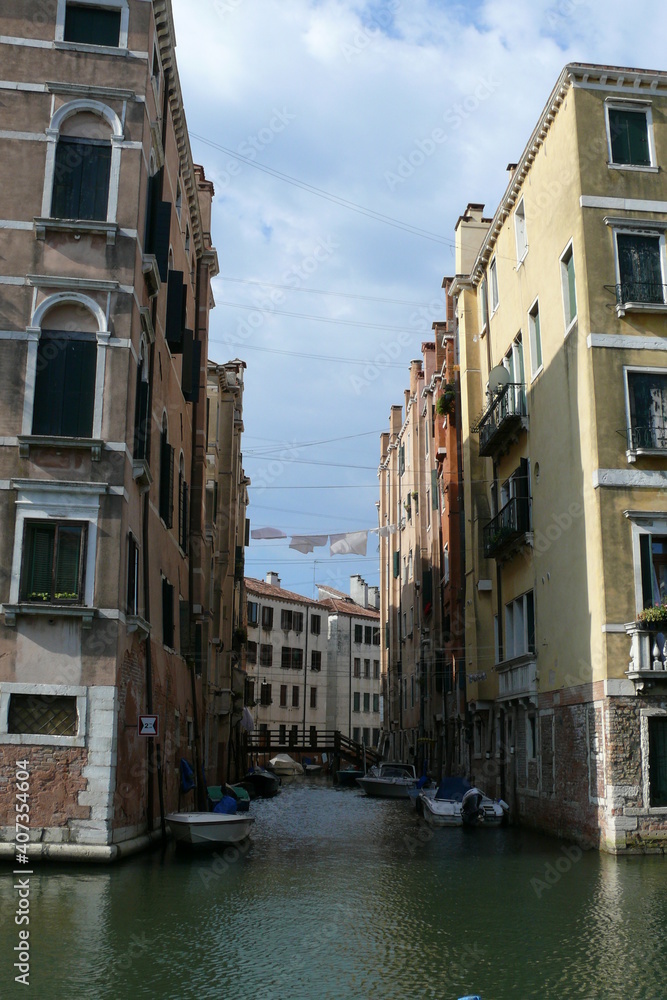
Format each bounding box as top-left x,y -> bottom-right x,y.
418,776 -> 470,827
267,753 -> 304,776
461,787 -> 509,828
166,811 -> 255,846
356,762 -> 418,798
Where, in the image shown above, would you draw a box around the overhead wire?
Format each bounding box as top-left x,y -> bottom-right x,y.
216,275 -> 434,307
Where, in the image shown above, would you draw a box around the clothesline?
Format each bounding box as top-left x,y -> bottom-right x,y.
250,524 -> 400,555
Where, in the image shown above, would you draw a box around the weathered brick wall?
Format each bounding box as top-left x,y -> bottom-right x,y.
0,746 -> 89,835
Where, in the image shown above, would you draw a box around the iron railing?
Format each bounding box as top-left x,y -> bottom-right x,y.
473,383 -> 527,457
483,496 -> 531,559
613,281 -> 667,306
627,423 -> 667,451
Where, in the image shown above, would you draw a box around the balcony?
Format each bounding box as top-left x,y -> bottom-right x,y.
483,496 -> 531,560
626,622 -> 667,689
610,281 -> 667,317
626,423 -> 667,461
473,384 -> 527,457
496,654 -> 538,705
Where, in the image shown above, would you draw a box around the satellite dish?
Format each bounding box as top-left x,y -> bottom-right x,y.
488,365 -> 510,393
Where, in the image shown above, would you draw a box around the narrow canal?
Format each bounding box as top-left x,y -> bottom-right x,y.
1,779 -> 666,999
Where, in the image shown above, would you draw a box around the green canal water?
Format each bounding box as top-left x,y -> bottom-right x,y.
1,779 -> 666,1000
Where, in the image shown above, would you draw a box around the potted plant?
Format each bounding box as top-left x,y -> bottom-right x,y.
435,382 -> 456,417
636,601 -> 667,629
232,625 -> 248,651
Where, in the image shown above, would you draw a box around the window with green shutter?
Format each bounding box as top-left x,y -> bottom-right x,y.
64,4 -> 122,46
393,551 -> 400,578
608,107 -> 651,167
52,138 -> 111,221
33,332 -> 96,438
431,469 -> 439,510
21,521 -> 86,603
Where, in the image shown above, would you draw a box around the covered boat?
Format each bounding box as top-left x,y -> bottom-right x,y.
237,765 -> 281,799
267,753 -> 304,776
166,811 -> 254,846
419,776 -> 471,827
356,762 -> 417,798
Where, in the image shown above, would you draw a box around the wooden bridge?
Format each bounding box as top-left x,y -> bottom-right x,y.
245,729 -> 381,768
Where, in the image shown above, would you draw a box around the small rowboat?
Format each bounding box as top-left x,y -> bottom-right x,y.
166,811 -> 254,846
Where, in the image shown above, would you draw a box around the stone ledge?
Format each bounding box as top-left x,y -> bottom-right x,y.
0,828 -> 164,863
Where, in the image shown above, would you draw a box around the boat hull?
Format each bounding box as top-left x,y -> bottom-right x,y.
420,795 -> 463,827
356,776 -> 416,798
166,812 -> 254,846
238,770 -> 281,799
335,768 -> 365,787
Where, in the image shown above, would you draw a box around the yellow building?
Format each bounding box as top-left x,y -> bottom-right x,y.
453,63 -> 667,853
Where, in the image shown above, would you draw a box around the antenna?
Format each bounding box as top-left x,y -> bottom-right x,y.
488,365 -> 510,394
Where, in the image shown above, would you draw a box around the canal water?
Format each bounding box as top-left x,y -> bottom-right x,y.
1,779 -> 666,999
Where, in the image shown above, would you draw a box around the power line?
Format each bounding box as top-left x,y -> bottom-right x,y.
215,298 -> 432,333
190,132 -> 455,246
209,339 -> 406,368
217,275 -> 434,307
245,429 -> 386,456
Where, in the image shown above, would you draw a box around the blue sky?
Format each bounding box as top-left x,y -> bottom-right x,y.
171,0 -> 667,598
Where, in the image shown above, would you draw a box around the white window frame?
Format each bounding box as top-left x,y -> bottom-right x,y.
22,293 -> 109,440
612,225 -> 667,307
55,0 -> 130,50
0,683 -> 88,748
604,98 -> 657,173
623,364 -> 667,459
504,591 -> 535,662
41,99 -> 124,224
559,239 -> 578,337
528,296 -> 543,380
626,511 -> 667,617
514,197 -> 528,264
489,257 -> 499,314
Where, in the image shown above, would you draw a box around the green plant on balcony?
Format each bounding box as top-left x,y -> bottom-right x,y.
435,382 -> 456,417
636,601 -> 667,628
232,625 -> 248,650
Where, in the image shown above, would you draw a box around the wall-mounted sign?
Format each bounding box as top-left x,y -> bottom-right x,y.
138,715 -> 159,737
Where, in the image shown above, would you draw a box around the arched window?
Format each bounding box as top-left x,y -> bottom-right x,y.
51,111 -> 113,221
31,298 -> 103,439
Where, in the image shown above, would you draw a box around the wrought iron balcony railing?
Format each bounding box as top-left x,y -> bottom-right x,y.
473,383 -> 527,457
483,495 -> 531,559
627,423 -> 667,452
613,281 -> 667,306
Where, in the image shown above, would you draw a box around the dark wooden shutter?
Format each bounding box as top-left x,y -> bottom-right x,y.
133,373 -> 150,460
431,469 -> 439,509
162,579 -> 174,647
64,5 -> 121,46
609,109 -> 650,166
181,330 -> 201,402
159,434 -> 174,527
33,334 -> 95,437
165,271 -> 185,352
23,524 -> 54,600
640,533 -> 654,609
179,599 -> 191,657
393,551 -> 400,578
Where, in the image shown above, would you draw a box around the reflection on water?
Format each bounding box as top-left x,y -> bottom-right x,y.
1,780 -> 666,999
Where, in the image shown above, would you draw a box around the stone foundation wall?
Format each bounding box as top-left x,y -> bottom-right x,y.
0,745 -> 90,842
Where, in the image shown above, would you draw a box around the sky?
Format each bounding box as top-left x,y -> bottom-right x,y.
170,0 -> 667,599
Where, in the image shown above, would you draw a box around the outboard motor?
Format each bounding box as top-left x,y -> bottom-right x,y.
461,787 -> 484,826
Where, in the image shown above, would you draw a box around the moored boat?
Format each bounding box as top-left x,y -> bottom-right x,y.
335,766 -> 365,787
238,766 -> 281,799
268,753 -> 304,776
461,787 -> 508,828
419,776 -> 471,827
166,811 -> 255,846
356,762 -> 417,798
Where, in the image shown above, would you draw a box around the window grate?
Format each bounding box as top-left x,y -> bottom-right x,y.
8,695 -> 77,737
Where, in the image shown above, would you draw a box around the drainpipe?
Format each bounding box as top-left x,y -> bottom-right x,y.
302,604 -> 310,747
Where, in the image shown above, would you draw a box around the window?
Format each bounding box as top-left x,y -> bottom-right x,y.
354,624 -> 363,644
281,609 -> 293,630
627,371 -> 667,452
311,614 -> 321,635
489,258 -> 499,312
52,136 -> 111,221
246,641 -> 257,665
159,421 -> 174,527
364,626 -> 372,645
126,533 -> 139,616
292,686 -> 299,708
280,684 -> 287,708
261,606 -> 274,629
279,724 -> 286,743
373,693 -> 380,713
560,243 -> 577,331
260,644 -> 273,667
281,646 -> 291,669
175,178 -> 182,220
526,713 -> 537,760
607,104 -> 652,167
616,233 -> 665,305
480,275 -> 489,330
292,648 -> 303,670
504,591 -> 535,661
260,683 -> 272,707
247,601 -> 259,626
353,658 -> 361,678
353,727 -> 361,743
21,522 -> 86,604
353,692 -> 360,713
178,458 -> 188,552
162,578 -> 174,647
364,659 -> 370,678
528,300 -> 542,376
363,693 -> 370,713
409,607 -> 414,636
393,552 -> 399,579
514,198 -> 527,262
311,650 -> 322,671
639,533 -> 667,607
372,727 -> 380,746
151,43 -> 161,88
372,628 -> 380,646
133,345 -> 150,460
310,687 -> 317,709
33,332 -> 96,437
293,612 -> 304,632
363,727 -> 370,745
648,718 -> 667,807
63,4 -> 122,46
8,694 -> 77,737
373,660 -> 380,679
443,543 -> 449,585
244,678 -> 254,705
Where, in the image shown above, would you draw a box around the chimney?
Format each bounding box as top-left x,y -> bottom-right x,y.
367,586 -> 380,610
266,572 -> 281,587
350,574 -> 368,608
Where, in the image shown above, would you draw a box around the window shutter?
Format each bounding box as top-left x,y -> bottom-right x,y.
162,579 -> 174,647
54,526 -> 83,598
567,253 -> 577,319
393,551 -> 399,578
182,330 -> 201,402
610,109 -> 650,166
179,599 -> 191,657
133,374 -> 150,460
23,524 -> 55,599
422,568 -> 432,613
165,271 -> 185,352
431,469 -> 439,509
167,445 -> 174,528
399,445 -> 405,474
63,339 -> 96,437
640,533 -> 654,609
64,5 -> 121,46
